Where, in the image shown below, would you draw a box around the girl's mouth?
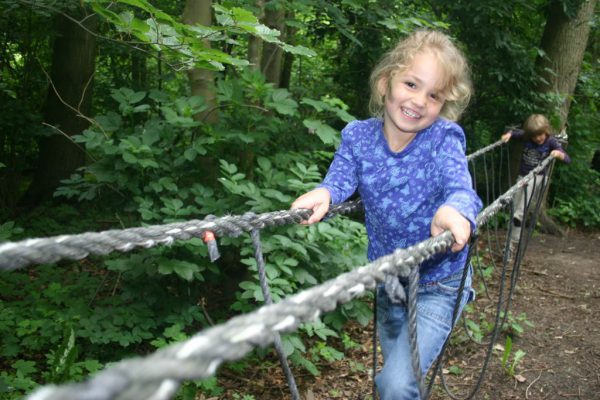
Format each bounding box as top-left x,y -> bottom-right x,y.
402,107 -> 421,119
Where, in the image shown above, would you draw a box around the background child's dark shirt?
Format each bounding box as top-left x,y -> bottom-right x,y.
509,129 -> 571,176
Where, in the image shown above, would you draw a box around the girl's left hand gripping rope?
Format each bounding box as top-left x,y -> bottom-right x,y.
203,231 -> 220,262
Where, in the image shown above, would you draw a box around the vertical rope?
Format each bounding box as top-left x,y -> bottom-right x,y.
425,234 -> 476,399
472,155 -> 490,298
250,229 -> 300,400
497,145 -> 509,253
372,291 -> 378,400
407,265 -> 423,398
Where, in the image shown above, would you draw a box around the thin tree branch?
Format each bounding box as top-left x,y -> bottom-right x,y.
37,59 -> 107,138
78,70 -> 96,112
41,122 -> 97,163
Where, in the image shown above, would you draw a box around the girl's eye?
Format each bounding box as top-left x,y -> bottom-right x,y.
404,81 -> 416,89
430,93 -> 444,102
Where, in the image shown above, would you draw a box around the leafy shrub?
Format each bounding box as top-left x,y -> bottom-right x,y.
3,72 -> 369,396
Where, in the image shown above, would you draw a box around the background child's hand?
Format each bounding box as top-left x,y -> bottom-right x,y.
431,205 -> 472,252
550,149 -> 564,160
501,132 -> 512,142
291,188 -> 331,225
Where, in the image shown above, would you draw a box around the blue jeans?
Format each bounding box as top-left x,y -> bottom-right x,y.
375,267 -> 473,400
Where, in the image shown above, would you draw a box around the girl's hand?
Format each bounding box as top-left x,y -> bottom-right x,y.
291,188 -> 331,225
501,132 -> 512,143
550,150 -> 564,160
431,205 -> 472,252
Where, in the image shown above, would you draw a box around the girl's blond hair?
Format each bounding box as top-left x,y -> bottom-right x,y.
368,30 -> 472,121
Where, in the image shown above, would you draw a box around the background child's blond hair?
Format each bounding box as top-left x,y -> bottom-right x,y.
368,30 -> 472,122
523,114 -> 551,139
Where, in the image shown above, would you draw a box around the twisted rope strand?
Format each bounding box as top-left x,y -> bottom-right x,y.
466,139 -> 504,162
0,201 -> 362,271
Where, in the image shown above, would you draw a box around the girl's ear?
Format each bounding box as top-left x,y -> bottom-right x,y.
377,76 -> 388,98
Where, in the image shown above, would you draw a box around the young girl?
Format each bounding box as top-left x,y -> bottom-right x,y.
291,30 -> 482,399
501,114 -> 570,254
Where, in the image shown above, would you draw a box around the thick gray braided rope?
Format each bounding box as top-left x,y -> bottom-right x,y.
466,139 -> 504,162
27,231 -> 455,400
0,201 -> 362,271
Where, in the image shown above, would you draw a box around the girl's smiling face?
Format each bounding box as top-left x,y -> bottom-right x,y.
380,50 -> 446,139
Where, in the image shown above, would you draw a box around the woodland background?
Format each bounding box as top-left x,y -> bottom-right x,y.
0,0 -> 598,399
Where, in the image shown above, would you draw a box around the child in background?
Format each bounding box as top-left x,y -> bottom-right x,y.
501,114 -> 570,256
291,30 -> 482,399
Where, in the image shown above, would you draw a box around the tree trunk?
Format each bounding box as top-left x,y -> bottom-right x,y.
537,0 -> 597,127
248,0 -> 265,71
183,0 -> 217,123
535,0 -> 597,235
131,51 -> 147,91
20,8 -> 97,207
261,2 -> 285,86
279,11 -> 296,89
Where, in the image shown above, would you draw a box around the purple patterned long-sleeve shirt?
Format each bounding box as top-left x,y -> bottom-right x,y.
319,118 -> 482,283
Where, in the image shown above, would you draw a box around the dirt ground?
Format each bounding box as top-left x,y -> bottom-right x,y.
210,229 -> 600,400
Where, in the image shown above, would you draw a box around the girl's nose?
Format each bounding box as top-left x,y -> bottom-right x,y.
412,91 -> 427,108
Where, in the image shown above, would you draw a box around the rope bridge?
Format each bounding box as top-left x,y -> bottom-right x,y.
0,139 -> 556,400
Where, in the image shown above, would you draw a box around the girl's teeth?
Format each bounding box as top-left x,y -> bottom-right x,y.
402,108 -> 419,118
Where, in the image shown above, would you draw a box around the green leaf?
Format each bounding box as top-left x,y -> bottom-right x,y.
183,148 -> 198,161
107,255 -> 153,274
281,334 -> 305,356
290,353 -> 319,376
133,104 -> 151,113
501,336 -> 512,368
138,158 -> 159,168
272,235 -> 308,256
49,326 -> 78,383
294,268 -> 317,285
256,156 -> 271,171
159,177 -> 178,191
239,281 -> 264,302
142,127 -> 160,146
95,112 -> 122,132
301,98 -> 327,112
280,43 -> 316,57
0,221 -> 23,242
157,259 -> 200,281
302,119 -> 339,145
448,365 -> 463,375
281,336 -> 295,356
268,89 -> 298,116
512,350 -> 526,369
163,323 -> 187,341
12,360 -> 36,376
219,159 -> 238,175
122,152 -> 137,164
